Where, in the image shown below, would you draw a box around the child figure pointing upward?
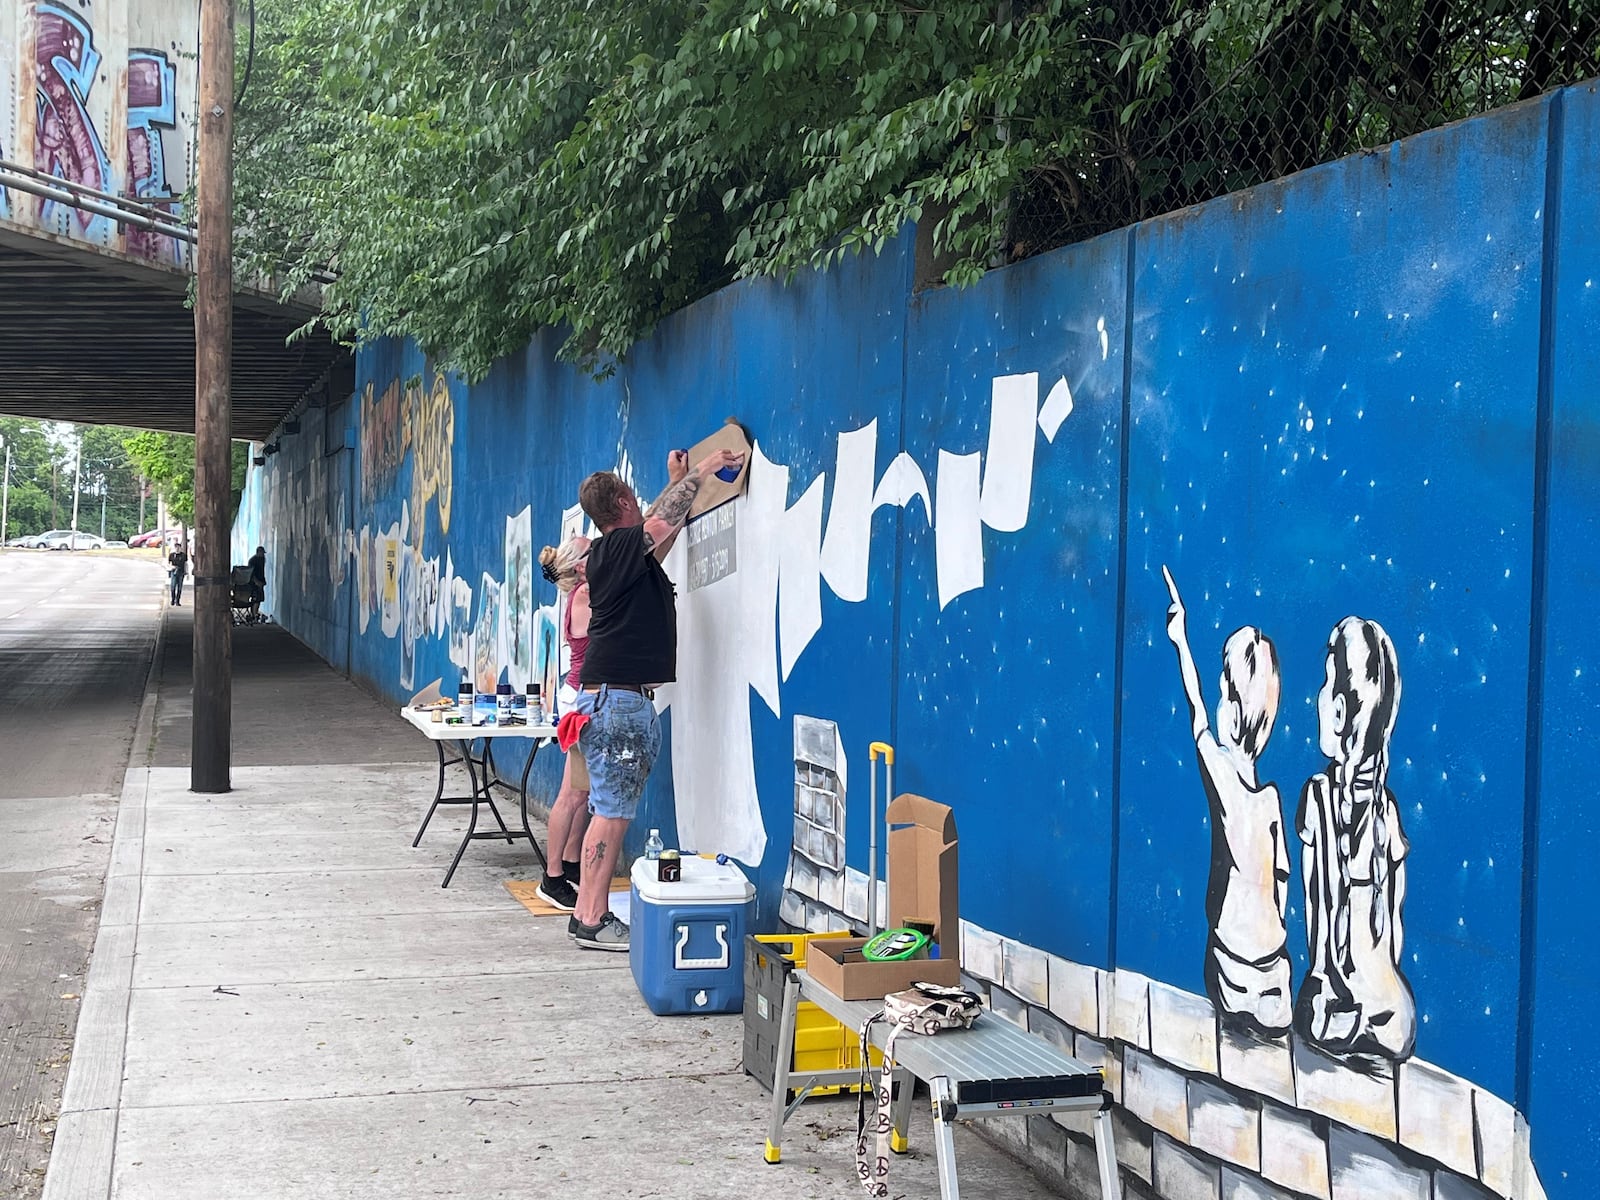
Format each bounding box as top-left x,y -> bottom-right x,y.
1164,566 -> 1293,1036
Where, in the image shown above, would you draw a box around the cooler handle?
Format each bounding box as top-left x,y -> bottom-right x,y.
674,923 -> 731,970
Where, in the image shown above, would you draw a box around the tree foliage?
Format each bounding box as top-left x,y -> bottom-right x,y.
121,432 -> 250,527
0,419 -> 154,541
234,0 -> 1598,377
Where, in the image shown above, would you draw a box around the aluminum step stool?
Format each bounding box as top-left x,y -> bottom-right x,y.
762,967 -> 1122,1199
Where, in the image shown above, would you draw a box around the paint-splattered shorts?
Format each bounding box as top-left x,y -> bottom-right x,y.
572,686 -> 661,821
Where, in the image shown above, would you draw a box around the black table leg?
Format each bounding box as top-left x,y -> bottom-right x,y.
479,743 -> 515,842
413,739 -> 465,847
441,742 -> 484,889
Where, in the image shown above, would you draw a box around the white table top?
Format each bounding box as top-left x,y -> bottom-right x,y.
399,705 -> 556,741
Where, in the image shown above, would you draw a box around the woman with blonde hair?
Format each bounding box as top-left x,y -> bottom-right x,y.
534,535 -> 591,911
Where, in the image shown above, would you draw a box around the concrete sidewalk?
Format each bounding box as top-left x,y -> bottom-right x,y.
42,612 -> 1068,1199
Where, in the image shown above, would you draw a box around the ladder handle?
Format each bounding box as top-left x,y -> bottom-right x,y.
869,742 -> 895,764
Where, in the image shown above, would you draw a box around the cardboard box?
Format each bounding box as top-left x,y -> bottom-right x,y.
807,793 -> 961,1000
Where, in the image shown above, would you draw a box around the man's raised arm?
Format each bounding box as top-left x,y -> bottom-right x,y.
642,448 -> 743,560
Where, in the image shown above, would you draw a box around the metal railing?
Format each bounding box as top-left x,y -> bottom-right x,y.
0,156 -> 338,286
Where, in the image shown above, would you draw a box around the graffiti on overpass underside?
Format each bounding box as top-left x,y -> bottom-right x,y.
34,1 -> 112,235
125,48 -> 182,262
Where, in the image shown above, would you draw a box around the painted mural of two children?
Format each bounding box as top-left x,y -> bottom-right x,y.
1163,566 -> 1416,1062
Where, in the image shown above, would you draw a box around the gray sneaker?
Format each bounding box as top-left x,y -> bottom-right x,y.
570,912 -> 629,952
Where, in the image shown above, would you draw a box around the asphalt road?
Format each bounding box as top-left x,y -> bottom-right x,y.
0,549 -> 163,1197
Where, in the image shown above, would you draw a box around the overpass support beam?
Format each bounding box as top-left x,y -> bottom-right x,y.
192,0 -> 234,793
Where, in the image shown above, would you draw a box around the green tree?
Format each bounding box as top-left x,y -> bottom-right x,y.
121,431 -> 250,527
233,0 -> 1598,377
77,425 -> 146,542
0,417 -> 61,539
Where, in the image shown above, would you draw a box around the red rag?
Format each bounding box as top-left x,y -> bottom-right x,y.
556,710 -> 590,753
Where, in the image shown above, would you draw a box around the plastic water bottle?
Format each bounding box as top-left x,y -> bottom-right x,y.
644,828 -> 664,861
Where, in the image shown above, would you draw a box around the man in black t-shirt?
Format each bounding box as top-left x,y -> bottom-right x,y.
247,546 -> 267,619
167,545 -> 189,606
567,445 -> 744,951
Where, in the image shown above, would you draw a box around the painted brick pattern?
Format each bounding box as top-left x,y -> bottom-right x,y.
950,921 -> 1544,1200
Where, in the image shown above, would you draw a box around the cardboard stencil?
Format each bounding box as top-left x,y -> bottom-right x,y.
684,420 -> 753,519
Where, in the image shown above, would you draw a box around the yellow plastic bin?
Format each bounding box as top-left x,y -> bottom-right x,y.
742,932 -> 881,1099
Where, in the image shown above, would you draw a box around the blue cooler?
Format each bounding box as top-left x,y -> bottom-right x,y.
630,855 -> 754,1015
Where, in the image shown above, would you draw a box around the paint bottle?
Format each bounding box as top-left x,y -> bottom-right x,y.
496,682 -> 515,725
457,679 -> 474,713
474,686 -> 497,726
527,683 -> 544,726
512,684 -> 527,724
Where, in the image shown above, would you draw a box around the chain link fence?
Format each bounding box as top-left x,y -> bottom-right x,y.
1005,0 -> 1599,261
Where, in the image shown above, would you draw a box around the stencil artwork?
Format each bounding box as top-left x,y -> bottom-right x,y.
473,575 -> 502,695
1298,616 -> 1415,1060
504,507 -> 533,687
447,574 -> 473,672
779,715 -> 851,933
1162,567 -> 1292,1036
1160,568 -> 1415,1062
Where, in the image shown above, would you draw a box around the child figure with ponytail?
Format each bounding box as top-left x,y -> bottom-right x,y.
1296,617 -> 1416,1060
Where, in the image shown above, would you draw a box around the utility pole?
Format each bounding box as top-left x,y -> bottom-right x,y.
100,491 -> 107,541
192,0 -> 235,793
1,436 -> 10,545
138,475 -> 146,534
69,428 -> 82,534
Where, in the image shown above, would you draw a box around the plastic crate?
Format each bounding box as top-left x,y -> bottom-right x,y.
742,932 -> 880,1098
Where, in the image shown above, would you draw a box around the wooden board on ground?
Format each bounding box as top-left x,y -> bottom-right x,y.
504,878 -> 630,917
685,419 -> 753,519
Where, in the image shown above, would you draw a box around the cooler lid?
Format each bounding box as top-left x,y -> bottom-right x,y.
631,854 -> 754,903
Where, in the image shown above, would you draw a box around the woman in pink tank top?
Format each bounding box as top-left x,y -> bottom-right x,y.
534,536 -> 591,911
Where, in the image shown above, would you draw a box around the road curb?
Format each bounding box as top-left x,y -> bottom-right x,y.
39,582 -> 165,1200
128,600 -> 167,772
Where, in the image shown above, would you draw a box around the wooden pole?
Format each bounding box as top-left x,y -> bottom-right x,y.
192,0 -> 234,793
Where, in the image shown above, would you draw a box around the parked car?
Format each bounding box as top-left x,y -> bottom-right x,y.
11,529 -> 72,548
41,531 -> 108,550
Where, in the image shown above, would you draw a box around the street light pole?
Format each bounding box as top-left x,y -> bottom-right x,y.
1,437 -> 10,545
192,0 -> 235,793
69,429 -> 82,534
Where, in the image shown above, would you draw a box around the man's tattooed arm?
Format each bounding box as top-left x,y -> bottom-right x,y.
641,449 -> 741,559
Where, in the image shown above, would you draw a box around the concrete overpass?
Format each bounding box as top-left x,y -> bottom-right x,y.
0,0 -> 349,438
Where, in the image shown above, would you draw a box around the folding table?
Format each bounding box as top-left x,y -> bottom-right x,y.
400,706 -> 556,887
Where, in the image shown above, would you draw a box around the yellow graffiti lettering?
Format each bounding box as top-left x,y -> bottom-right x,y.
407,371 -> 455,539
359,369 -> 455,544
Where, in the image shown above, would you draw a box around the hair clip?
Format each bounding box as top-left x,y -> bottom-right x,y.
540,559 -> 562,584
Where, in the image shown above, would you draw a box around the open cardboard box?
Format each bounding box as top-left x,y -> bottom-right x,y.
807,793 -> 961,1000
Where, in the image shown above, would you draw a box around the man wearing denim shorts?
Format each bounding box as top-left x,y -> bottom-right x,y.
567,445 -> 744,951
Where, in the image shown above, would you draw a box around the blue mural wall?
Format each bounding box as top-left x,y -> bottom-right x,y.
236,83 -> 1599,1198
